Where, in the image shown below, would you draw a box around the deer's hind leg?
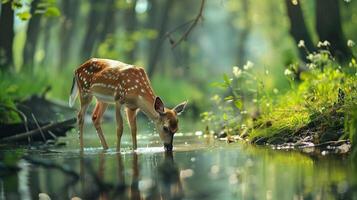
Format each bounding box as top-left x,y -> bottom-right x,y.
126,108 -> 138,150
115,102 -> 123,151
78,94 -> 92,151
92,101 -> 109,150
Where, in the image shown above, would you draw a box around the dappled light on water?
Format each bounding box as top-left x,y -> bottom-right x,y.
0,127 -> 356,199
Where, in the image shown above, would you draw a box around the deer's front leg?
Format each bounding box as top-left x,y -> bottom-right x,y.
78,95 -> 92,151
92,101 -> 109,150
126,108 -> 138,150
115,102 -> 124,151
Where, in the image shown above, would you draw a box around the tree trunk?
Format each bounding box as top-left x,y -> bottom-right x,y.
40,18 -> 54,66
147,1 -> 174,78
58,0 -> 80,69
285,0 -> 315,62
100,0 -> 117,41
0,1 -> 14,71
81,0 -> 105,60
23,0 -> 42,71
236,0 -> 251,66
315,0 -> 353,62
123,0 -> 137,63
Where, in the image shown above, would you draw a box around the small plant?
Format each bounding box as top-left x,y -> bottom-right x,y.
204,40 -> 357,150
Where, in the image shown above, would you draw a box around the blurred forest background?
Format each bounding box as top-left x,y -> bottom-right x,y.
0,0 -> 357,123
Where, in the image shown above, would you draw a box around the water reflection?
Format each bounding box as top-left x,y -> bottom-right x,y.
76,151 -> 183,200
1,135 -> 357,199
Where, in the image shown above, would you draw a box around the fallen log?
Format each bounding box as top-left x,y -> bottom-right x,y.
0,118 -> 76,143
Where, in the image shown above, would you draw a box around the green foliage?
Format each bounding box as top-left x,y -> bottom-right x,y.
345,103 -> 357,157
151,75 -> 203,107
1,149 -> 24,166
0,71 -> 48,123
205,46 -> 357,148
7,0 -> 61,21
97,29 -> 157,60
16,11 -> 31,20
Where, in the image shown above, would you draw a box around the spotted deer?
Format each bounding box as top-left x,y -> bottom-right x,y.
69,58 -> 187,151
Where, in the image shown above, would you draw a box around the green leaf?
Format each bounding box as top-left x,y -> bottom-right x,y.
210,81 -> 226,88
44,6 -> 61,17
234,100 -> 243,110
224,96 -> 234,101
16,11 -> 32,21
223,73 -> 232,87
223,113 -> 228,121
11,0 -> 22,9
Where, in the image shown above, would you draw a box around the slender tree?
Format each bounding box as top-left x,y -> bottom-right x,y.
40,18 -> 54,66
23,0 -> 42,70
58,0 -> 80,68
285,0 -> 315,62
99,0 -> 118,42
315,0 -> 353,62
0,1 -> 14,70
123,0 -> 138,63
236,0 -> 252,66
147,1 -> 174,78
81,0 -> 105,60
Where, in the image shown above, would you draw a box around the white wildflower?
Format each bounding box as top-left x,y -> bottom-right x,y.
243,61 -> 254,70
347,39 -> 355,47
241,110 -> 248,114
284,68 -> 292,76
298,40 -> 305,48
211,95 -> 221,103
232,66 -> 242,78
307,63 -> 316,69
317,40 -> 330,48
307,54 -> 314,61
323,40 -> 330,46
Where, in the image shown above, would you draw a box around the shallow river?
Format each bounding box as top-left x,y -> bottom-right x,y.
1,122 -> 357,200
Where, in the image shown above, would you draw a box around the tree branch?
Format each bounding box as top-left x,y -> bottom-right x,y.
167,0 -> 205,49
0,118 -> 76,142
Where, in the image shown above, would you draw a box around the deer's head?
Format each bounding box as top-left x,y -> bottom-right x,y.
153,97 -> 187,151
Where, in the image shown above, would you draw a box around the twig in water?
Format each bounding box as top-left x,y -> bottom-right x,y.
47,130 -> 57,140
0,118 -> 76,142
31,113 -> 46,142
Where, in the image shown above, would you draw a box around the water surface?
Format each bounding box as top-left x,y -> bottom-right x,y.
1,122 -> 357,200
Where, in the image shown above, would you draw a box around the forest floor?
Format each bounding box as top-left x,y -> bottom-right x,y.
243,65 -> 357,156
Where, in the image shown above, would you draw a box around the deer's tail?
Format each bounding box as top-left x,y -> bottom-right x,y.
69,75 -> 78,107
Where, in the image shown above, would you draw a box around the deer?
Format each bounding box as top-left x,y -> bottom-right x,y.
69,58 -> 187,152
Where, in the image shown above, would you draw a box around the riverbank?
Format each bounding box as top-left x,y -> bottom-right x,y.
204,52 -> 357,156
247,65 -> 357,155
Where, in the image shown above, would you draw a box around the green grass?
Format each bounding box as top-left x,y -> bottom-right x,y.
249,61 -> 357,144
0,66 -> 74,123
205,50 -> 357,149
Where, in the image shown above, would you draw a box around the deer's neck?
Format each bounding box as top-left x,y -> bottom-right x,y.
137,94 -> 160,122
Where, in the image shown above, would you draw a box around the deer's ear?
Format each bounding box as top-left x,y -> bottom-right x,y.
154,97 -> 165,115
173,101 -> 187,115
